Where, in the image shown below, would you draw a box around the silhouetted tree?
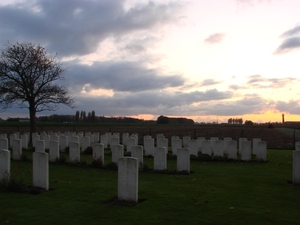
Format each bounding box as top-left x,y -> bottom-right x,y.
0,42 -> 74,144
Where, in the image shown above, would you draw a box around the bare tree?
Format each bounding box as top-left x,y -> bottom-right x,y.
0,42 -> 74,144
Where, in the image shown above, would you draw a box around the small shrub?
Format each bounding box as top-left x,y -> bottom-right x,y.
104,162 -> 118,170
54,155 -> 67,164
91,157 -> 103,168
83,146 -> 93,154
0,177 -> 27,193
21,154 -> 30,162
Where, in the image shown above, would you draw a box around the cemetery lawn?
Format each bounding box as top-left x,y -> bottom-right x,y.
0,149 -> 299,225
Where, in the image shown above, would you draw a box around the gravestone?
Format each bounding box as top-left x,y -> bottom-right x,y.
122,133 -> 129,146
0,138 -> 8,150
59,135 -> 68,153
69,142 -> 80,163
35,140 -> 45,153
240,141 -> 251,161
111,144 -> 124,164
213,140 -> 224,157
172,138 -> 182,156
252,138 -> 262,155
100,134 -> 108,148
223,137 -> 232,155
157,138 -> 168,154
9,133 -> 17,149
256,141 -> 267,161
131,145 -> 143,171
144,137 -> 154,156
0,149 -> 10,180
12,139 -> 22,160
93,143 -> 104,164
81,136 -> 90,152
293,150 -> 300,185
41,134 -> 50,150
126,137 -> 135,153
32,133 -> 40,148
110,137 -> 119,148
177,148 -> 190,172
182,136 -> 191,148
118,157 -> 138,202
238,138 -> 247,152
33,152 -> 49,190
49,141 -> 59,162
187,139 -> 198,157
202,140 -> 212,156
227,140 -> 237,159
154,147 -> 167,170
197,137 -> 206,153
21,133 -> 28,149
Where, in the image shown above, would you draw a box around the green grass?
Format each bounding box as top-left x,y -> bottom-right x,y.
0,149 -> 299,225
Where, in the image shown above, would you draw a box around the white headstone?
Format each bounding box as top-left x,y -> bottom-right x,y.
118,157 -> 138,202
144,137 -> 154,156
81,136 -> 90,152
33,152 -> 49,190
223,137 -> 232,155
172,138 -> 182,156
35,140 -> 45,153
112,144 -> 124,164
182,136 -> 191,148
131,145 -> 143,170
252,138 -> 262,156
154,147 -> 167,170
227,140 -> 237,160
0,138 -> 8,150
0,149 -> 10,180
49,141 -> 59,162
21,133 -> 28,149
202,140 -> 212,156
213,140 -> 224,157
59,135 -> 68,153
240,141 -> 251,161
93,143 -> 104,164
126,138 -> 135,153
187,139 -> 198,157
293,150 -> 300,185
197,137 -> 206,153
69,142 -> 80,163
177,148 -> 190,172
122,133 -> 129,146
256,141 -> 267,161
12,139 -> 22,160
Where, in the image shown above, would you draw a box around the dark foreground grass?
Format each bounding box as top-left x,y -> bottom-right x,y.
0,149 -> 299,225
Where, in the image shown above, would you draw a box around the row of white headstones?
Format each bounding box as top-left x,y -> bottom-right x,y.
0,132 -> 299,202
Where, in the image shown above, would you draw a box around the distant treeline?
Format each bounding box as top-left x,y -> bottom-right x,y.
156,115 -> 194,125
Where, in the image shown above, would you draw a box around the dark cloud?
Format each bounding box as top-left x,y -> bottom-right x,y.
275,24 -> 300,54
246,75 -> 298,89
281,25 -> 300,37
65,60 -> 185,93
204,33 -> 225,44
197,95 -> 268,116
275,100 -> 300,114
274,37 -> 300,54
0,0 -> 183,57
201,79 -> 221,86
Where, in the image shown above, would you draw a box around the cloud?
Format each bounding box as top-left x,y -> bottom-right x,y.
281,25 -> 300,37
0,0 -> 183,57
275,100 -> 300,114
275,24 -> 300,54
65,60 -> 185,93
200,79 -> 221,87
274,37 -> 300,54
204,33 -> 225,44
246,75 -> 298,89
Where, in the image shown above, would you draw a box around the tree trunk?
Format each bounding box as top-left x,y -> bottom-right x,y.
29,105 -> 36,146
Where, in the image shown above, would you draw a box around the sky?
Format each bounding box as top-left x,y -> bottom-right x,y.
0,0 -> 300,123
